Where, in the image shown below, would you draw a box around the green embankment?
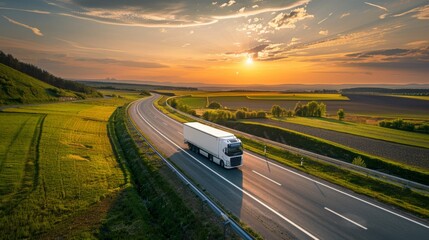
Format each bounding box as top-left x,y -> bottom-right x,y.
275,117 -> 429,149
226,121 -> 429,185
0,63 -> 65,104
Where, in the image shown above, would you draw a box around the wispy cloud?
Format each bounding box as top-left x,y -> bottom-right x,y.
319,30 -> 328,36
0,7 -> 50,14
340,12 -> 350,19
74,57 -> 169,68
56,38 -> 124,52
220,0 -> 236,8
394,4 -> 429,20
3,16 -> 44,36
317,12 -> 332,24
269,7 -> 314,29
364,2 -> 388,12
344,46 -> 429,71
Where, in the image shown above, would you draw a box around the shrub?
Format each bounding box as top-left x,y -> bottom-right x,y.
271,105 -> 283,118
257,111 -> 267,118
235,110 -> 246,119
352,156 -> 366,168
337,109 -> 345,121
208,101 -> 222,109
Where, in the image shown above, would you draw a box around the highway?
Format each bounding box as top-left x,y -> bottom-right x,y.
128,95 -> 429,240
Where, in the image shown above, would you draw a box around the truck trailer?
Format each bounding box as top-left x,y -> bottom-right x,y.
183,122 -> 243,169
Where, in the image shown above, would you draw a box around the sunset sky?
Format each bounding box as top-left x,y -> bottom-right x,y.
1,0 -> 428,86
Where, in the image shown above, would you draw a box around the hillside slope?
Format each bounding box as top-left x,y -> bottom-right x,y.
0,63 -> 77,104
0,51 -> 101,98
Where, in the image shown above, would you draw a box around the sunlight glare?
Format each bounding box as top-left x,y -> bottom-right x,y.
246,56 -> 253,65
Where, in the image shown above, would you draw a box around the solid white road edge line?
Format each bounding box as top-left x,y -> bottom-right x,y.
324,207 -> 368,230
148,97 -> 429,230
252,170 -> 282,186
135,100 -> 320,240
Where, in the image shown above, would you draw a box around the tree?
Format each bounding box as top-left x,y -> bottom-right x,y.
208,101 -> 222,109
337,108 -> 345,121
271,105 -> 282,118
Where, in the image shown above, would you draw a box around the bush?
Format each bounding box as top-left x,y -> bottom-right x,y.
379,119 -> 422,133
352,156 -> 366,168
271,105 -> 283,118
235,110 -> 246,119
257,111 -> 267,118
203,110 -> 235,123
337,109 -> 345,121
208,101 -> 222,109
416,124 -> 429,134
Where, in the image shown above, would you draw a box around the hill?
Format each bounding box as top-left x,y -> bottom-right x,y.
0,63 -> 78,105
0,51 -> 101,98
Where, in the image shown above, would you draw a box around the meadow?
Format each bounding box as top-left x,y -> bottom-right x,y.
0,93 -> 150,238
0,101 -> 125,238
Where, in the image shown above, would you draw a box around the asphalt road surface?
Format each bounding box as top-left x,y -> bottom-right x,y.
129,95 -> 429,240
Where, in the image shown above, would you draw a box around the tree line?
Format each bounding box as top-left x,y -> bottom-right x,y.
0,51 -> 101,97
271,101 -> 327,118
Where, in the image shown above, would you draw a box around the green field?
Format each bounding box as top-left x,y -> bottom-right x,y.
0,92 -> 228,238
278,117 -> 429,149
0,94 -> 145,238
0,113 -> 43,198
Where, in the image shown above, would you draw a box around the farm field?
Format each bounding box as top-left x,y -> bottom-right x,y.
177,93 -> 429,119
391,95 -> 429,101
274,117 -> 429,149
0,96 -> 138,238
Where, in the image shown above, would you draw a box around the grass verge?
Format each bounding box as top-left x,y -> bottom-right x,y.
112,105 -> 224,238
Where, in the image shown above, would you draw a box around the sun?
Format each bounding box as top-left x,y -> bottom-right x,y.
246,55 -> 254,65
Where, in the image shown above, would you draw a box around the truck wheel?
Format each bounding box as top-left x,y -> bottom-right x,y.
220,161 -> 224,168
209,155 -> 213,162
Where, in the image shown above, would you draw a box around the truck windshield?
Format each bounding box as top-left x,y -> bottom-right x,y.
226,143 -> 243,156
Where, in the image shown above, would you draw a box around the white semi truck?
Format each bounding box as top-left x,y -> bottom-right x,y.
183,122 -> 243,169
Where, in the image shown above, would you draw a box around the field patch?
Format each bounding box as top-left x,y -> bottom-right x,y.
0,113 -> 43,198
278,117 -> 429,149
0,102 -> 126,238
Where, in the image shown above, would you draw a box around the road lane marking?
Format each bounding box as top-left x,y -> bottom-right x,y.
178,131 -> 183,135
143,98 -> 429,230
324,207 -> 367,230
252,170 -> 282,186
134,100 -> 319,240
246,152 -> 429,230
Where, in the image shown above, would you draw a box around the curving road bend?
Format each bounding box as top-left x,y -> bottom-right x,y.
129,95 -> 429,240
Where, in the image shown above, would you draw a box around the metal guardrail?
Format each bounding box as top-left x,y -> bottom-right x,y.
126,101 -> 253,240
164,95 -> 429,192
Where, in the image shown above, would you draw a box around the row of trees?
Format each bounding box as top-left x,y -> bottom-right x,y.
271,101 -> 327,118
379,119 -> 429,134
0,51 -> 101,97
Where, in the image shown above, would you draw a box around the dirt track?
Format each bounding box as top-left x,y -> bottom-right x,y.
249,118 -> 429,169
